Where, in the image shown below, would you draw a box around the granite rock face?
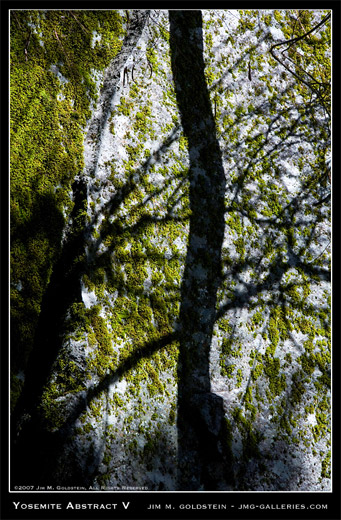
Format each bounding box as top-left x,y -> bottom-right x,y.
11,9 -> 331,491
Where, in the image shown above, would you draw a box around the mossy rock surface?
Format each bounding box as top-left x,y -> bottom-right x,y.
11,9 -> 331,491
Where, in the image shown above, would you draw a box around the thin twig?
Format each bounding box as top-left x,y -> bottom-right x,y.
68,11 -> 89,34
24,30 -> 31,61
270,13 -> 331,53
295,10 -> 312,40
12,11 -> 23,31
54,28 -> 74,74
131,59 -> 152,84
307,239 -> 331,263
270,13 -> 331,117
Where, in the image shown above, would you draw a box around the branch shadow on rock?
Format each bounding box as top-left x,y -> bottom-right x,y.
11,9 -> 331,491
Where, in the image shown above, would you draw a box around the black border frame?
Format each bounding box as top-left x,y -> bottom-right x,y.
2,2 -> 340,519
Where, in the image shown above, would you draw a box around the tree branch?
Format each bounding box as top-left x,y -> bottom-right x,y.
269,13 -> 331,116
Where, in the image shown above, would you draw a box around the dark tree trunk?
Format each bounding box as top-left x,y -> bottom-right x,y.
169,10 -> 234,490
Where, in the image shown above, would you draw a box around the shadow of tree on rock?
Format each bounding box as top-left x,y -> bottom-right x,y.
11,9 -> 331,492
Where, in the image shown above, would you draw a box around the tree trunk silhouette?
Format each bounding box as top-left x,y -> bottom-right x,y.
10,10 -> 150,488
169,10 -> 234,490
10,177 -> 88,487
